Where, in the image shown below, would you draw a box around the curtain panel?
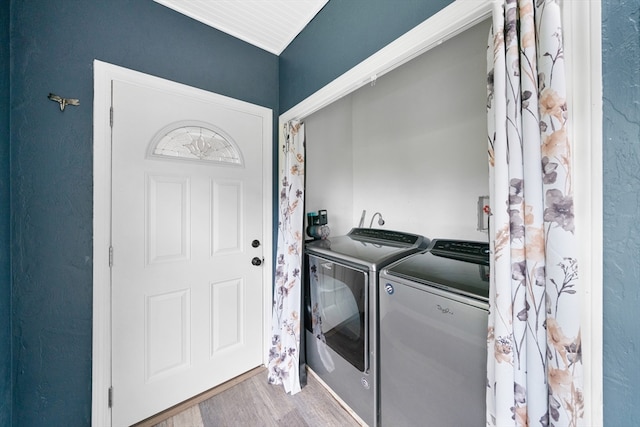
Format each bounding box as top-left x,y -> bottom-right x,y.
267,121 -> 306,395
486,1 -> 583,426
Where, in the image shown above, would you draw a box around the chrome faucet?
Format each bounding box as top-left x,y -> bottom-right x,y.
369,212 -> 385,228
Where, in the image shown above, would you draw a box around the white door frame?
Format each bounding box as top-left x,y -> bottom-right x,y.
91,60 -> 273,427
279,1 -> 603,425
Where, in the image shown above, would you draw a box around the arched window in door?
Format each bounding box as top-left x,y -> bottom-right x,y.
148,121 -> 244,166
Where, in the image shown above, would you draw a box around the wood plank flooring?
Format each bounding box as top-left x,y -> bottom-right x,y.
149,368 -> 365,427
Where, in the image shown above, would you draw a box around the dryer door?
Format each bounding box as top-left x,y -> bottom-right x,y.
307,254 -> 369,372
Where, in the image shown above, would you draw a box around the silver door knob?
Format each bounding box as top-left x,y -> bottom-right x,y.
251,257 -> 263,266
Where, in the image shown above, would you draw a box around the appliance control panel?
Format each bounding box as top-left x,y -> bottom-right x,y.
430,240 -> 490,264
348,228 -> 422,246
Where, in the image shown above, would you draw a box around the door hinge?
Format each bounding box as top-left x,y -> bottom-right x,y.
110,106 -> 114,128
108,386 -> 113,408
109,246 -> 114,267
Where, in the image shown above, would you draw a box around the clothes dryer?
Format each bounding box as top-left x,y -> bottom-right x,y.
305,228 -> 429,427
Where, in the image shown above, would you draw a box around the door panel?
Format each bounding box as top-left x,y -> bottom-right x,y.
212,180 -> 242,254
147,174 -> 190,263
111,80 -> 266,426
211,278 -> 243,352
146,289 -> 190,381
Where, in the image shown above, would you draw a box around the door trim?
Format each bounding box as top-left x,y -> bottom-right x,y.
279,1 -> 602,425
92,60 -> 273,426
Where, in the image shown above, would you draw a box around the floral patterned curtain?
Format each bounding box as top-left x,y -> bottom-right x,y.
486,1 -> 582,426
267,121 -> 305,395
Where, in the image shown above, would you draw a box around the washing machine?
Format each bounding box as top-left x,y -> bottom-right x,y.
378,239 -> 490,426
304,228 -> 429,427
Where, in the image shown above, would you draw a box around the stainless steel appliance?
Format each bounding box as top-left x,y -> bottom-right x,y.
305,228 -> 429,427
378,239 -> 490,426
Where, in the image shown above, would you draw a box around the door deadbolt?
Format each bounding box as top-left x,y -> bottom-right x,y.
251,257 -> 263,266
251,239 -> 261,248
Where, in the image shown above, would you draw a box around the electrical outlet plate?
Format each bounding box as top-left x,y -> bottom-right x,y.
477,195 -> 490,231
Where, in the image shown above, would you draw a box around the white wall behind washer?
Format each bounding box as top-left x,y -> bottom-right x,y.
305,18 -> 491,241
304,95 -> 354,236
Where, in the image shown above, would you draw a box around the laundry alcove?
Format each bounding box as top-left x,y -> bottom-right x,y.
304,18 -> 492,241
279,1 -> 602,424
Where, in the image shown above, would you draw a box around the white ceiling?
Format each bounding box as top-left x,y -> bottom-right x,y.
153,0 -> 329,55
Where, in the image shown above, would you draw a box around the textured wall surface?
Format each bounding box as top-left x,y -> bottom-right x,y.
9,0 -> 277,424
1,0 -> 11,425
279,0 -> 455,113
602,0 -> 640,424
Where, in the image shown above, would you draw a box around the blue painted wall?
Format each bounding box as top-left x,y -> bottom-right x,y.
602,0 -> 640,424
1,0 -> 11,425
279,0 -> 455,113
8,0 -> 277,425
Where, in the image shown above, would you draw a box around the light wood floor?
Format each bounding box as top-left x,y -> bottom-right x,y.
141,367 -> 364,427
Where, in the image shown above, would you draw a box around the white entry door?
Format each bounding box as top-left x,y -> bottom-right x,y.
110,79 -> 269,426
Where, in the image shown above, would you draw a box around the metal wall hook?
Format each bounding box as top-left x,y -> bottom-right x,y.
48,93 -> 80,111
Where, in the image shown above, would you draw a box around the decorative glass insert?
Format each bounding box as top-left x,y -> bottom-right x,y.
148,121 -> 243,166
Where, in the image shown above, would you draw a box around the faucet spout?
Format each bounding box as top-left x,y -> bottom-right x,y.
369,212 -> 385,228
